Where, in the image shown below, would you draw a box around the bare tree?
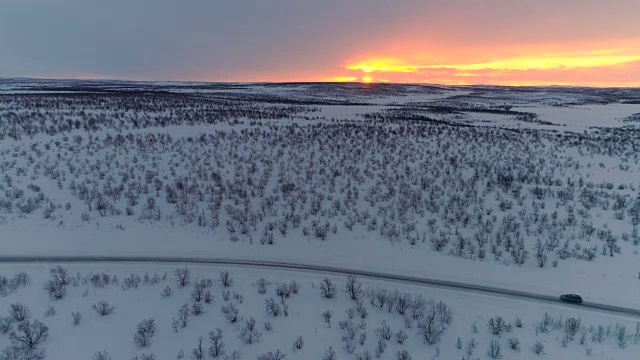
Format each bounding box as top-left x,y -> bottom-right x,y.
275,283 -> 292,301
133,318 -> 156,348
354,300 -> 367,319
375,321 -> 392,341
434,301 -> 453,326
264,321 -> 273,332
322,310 -> 332,328
403,316 -> 413,329
395,330 -> 408,344
431,231 -> 449,252
488,316 -> 507,336
345,275 -> 362,301
395,293 -> 410,315
192,282 -> 205,302
535,313 -> 551,335
92,301 -> 115,316
466,338 -> 478,357
192,336 -> 205,360
174,303 -> 190,329
208,328 -> 225,358
417,311 -> 443,345
256,278 -> 269,294
9,303 -> 30,322
292,335 -> 304,351
71,311 -> 82,326
92,350 -> 112,360
564,317 -> 581,341
592,325 -> 605,342
344,339 -> 356,354
174,267 -> 191,288
226,350 -> 242,360
288,280 -> 300,295
221,303 -> 239,323
219,271 -> 233,288
191,303 -> 205,316
265,298 -> 281,317
510,244 -> 529,265
9,320 -> 49,350
507,337 -> 520,351
1,346 -> 45,360
49,266 -> 70,287
355,350 -> 372,360
161,286 -> 173,298
385,291 -> 398,313
395,350 -> 411,360
531,341 -> 544,355
257,350 -> 286,360
534,239 -> 547,268
338,320 -> 358,343
0,316 -> 14,334
409,295 -> 426,320
45,278 -> 67,300
320,278 -> 337,299
375,338 -> 387,358
514,317 -> 523,328
204,290 -> 214,304
238,316 -> 261,345
487,339 -> 502,359
322,346 -> 336,360
615,324 -> 627,349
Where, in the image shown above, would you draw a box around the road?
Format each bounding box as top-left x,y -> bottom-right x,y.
1,256 -> 638,318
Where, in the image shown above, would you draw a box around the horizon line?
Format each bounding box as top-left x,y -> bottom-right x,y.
2,75 -> 640,90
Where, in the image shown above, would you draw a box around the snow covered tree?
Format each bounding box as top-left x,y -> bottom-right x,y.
320,278 -> 337,299
174,267 -> 191,287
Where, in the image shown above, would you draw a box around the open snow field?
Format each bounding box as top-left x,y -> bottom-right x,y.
0,264 -> 638,360
1,79 -> 640,359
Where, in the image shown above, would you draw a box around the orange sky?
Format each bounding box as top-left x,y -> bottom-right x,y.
324,39 -> 640,87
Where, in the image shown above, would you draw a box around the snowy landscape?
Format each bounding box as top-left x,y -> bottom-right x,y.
1,78 -> 640,359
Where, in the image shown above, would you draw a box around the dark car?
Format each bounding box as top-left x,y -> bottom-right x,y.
560,294 -> 583,304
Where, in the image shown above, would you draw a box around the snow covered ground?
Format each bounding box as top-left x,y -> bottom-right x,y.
1,79 -> 640,359
514,104 -> 640,128
0,263 -> 638,360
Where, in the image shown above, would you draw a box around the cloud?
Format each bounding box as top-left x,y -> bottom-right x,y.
323,76 -> 359,82
344,45 -> 640,86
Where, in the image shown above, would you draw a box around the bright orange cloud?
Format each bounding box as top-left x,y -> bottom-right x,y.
342,43 -> 640,87
324,76 -> 358,82
347,58 -> 420,73
428,54 -> 640,71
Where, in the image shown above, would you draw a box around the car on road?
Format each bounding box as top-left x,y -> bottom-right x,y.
560,294 -> 583,304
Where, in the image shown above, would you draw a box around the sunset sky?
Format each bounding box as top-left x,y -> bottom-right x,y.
2,0 -> 640,87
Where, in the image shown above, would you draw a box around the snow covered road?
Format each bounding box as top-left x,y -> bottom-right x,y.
1,256 -> 638,319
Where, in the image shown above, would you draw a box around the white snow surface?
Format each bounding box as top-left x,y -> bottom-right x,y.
1,80 -> 640,358
2,221 -> 639,310
0,263 -> 637,359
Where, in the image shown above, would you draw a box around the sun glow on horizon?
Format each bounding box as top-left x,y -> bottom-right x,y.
342,43 -> 640,87
323,76 -> 359,82
347,58 -> 419,73
348,52 -> 640,73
